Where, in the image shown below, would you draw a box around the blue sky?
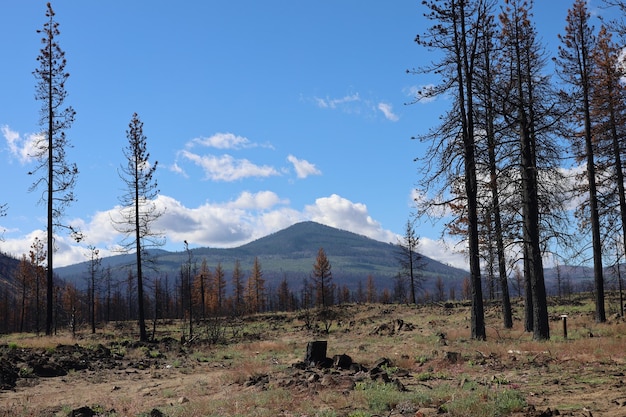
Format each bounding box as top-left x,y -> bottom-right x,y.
0,1 -> 604,269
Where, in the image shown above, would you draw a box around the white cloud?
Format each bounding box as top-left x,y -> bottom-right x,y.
227,190 -> 288,210
304,194 -> 398,243
151,193 -> 298,248
404,84 -> 438,104
188,132 -> 255,150
0,227 -> 120,269
169,162 -> 188,177
377,102 -> 399,122
179,150 -> 280,181
314,93 -> 361,109
287,154 -> 321,179
417,237 -> 469,271
1,192 -> 467,270
2,125 -> 40,164
410,189 -> 454,218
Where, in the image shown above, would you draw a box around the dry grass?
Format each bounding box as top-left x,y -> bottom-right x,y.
0,333 -> 78,349
2,297 -> 626,416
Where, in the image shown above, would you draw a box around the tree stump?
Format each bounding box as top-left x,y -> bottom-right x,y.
305,341 -> 328,366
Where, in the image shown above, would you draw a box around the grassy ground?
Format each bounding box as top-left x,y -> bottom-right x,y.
1,295 -> 625,417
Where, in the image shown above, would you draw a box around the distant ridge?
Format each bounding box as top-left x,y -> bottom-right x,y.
0,251 -> 20,288
56,221 -> 468,293
3,222 -> 615,295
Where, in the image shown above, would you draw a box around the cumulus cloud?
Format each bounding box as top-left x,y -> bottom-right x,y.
417,237 -> 469,271
304,194 -> 398,243
150,193 -> 299,248
179,150 -> 280,181
227,190 -> 288,210
2,125 -> 41,164
1,192 -> 467,269
287,155 -> 321,179
377,102 -> 399,122
0,227 -> 114,269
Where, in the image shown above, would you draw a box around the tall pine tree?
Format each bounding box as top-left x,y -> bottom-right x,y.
32,2 -> 79,335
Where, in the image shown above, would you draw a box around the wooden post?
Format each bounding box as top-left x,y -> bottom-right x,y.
560,315 -> 568,339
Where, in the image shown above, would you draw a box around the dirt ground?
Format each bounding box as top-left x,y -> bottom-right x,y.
1,303 -> 626,417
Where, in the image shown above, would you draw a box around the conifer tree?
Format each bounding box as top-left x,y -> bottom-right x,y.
413,0 -> 487,339
396,219 -> 423,305
312,247 -> 333,307
32,2 -> 79,336
498,0 -> 557,339
231,259 -> 244,315
245,257 -> 265,313
555,0 -> 606,323
213,262 -> 226,315
85,245 -> 101,334
194,258 -> 210,319
590,26 -> 626,313
113,113 -> 164,341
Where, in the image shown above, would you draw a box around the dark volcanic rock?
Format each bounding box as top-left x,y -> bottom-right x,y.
69,406 -> 95,417
33,361 -> 67,377
0,359 -> 18,389
0,342 -> 125,391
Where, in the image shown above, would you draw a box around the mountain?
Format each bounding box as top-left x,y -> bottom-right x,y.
0,251 -> 20,288
6,222 -> 622,297
56,221 -> 469,294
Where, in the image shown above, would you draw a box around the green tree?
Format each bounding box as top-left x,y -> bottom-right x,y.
113,113 -> 164,341
32,2 -> 79,336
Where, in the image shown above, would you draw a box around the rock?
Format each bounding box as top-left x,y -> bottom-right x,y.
414,407 -> 441,417
444,351 -> 460,363
394,319 -> 404,332
246,373 -> 270,389
33,362 -> 67,377
392,378 -> 406,391
0,360 -> 18,390
369,367 -> 390,382
373,357 -> 392,368
333,354 -> 352,370
69,406 -> 95,417
177,396 -> 189,404
307,373 -> 320,383
320,374 -> 336,387
149,408 -> 166,417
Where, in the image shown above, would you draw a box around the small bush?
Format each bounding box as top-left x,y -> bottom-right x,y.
355,381 -> 407,413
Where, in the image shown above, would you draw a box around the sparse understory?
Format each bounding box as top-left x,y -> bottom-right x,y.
0,295 -> 625,417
